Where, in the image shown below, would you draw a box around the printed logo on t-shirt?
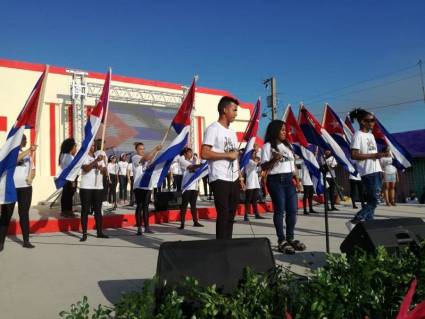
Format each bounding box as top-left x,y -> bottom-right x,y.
224,137 -> 236,152
366,138 -> 377,152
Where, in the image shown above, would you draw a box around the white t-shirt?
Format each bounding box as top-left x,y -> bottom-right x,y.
14,153 -> 33,188
118,161 -> 128,176
107,162 -> 119,175
203,121 -> 239,182
261,142 -> 295,175
59,153 -> 74,171
380,157 -> 397,175
80,154 -> 104,190
172,156 -> 183,175
350,130 -> 382,176
325,156 -> 337,178
127,162 -> 133,177
180,157 -> 198,191
245,159 -> 260,190
132,154 -> 147,189
301,162 -> 313,186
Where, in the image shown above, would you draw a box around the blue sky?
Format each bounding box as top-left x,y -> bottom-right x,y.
1,0 -> 424,135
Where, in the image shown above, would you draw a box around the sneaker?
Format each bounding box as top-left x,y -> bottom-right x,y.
309,209 -> 319,214
331,207 -> 340,211
23,241 -> 35,249
144,228 -> 154,234
255,215 -> 266,219
193,222 -> 204,227
80,234 -> 87,242
102,201 -> 112,208
97,233 -> 109,239
303,211 -> 309,215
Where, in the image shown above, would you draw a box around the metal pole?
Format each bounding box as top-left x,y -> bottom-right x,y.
271,77 -> 276,121
419,59 -> 425,103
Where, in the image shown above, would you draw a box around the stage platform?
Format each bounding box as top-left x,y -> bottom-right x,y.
5,197 -> 305,236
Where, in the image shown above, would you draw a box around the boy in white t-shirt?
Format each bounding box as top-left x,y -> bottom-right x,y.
201,96 -> 243,239
346,108 -> 388,230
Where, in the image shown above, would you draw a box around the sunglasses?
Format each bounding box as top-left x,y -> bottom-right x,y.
364,118 -> 375,123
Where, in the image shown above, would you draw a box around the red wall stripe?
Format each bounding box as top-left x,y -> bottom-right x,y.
0,116 -> 6,131
67,105 -> 73,138
196,116 -> 203,155
49,103 -> 56,176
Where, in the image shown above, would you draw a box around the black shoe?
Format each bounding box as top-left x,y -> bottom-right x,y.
144,228 -> 154,234
309,209 -> 319,214
244,216 -> 250,221
0,244 -> 3,252
303,211 -> 310,215
178,224 -> 184,230
331,207 -> 339,211
97,233 -> 109,238
23,241 -> 35,249
193,222 -> 204,227
353,205 -> 358,209
80,234 -> 87,242
255,215 -> 265,219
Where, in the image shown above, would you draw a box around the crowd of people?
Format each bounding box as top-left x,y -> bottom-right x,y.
0,96 -> 419,254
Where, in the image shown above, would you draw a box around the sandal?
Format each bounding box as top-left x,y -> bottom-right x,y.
278,241 -> 295,255
288,240 -> 306,251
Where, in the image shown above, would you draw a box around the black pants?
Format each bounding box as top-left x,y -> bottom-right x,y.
102,174 -> 109,202
350,179 -> 365,208
326,177 -> 336,209
245,188 -> 259,216
129,176 -> 134,204
180,190 -> 199,224
303,185 -> 314,212
202,175 -> 212,197
118,175 -> 128,200
61,181 -> 76,213
0,186 -> 32,242
210,180 -> 240,239
173,174 -> 183,192
134,188 -> 152,229
80,189 -> 103,235
108,174 -> 118,204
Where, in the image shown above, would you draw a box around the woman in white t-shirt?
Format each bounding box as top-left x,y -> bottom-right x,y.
118,153 -> 129,204
261,120 -> 305,255
380,146 -> 398,206
107,155 -> 119,208
58,138 -> 77,218
0,134 -> 37,252
127,161 -> 134,206
79,143 -> 109,242
346,108 -> 388,230
243,146 -> 265,221
178,147 -> 204,229
132,142 -> 162,235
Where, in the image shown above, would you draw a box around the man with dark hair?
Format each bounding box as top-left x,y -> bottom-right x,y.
201,96 -> 243,239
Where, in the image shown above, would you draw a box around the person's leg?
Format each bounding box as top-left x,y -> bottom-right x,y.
365,173 -> 381,220
389,181 -> 396,205
112,175 -> 118,206
61,181 -> 73,214
179,190 -> 190,229
267,175 -> 286,244
302,186 -> 308,214
358,181 -> 366,208
383,181 -> 390,206
16,187 -> 33,247
284,181 -> 298,243
0,203 -> 16,251
202,176 -> 208,196
244,189 -> 253,220
93,190 -> 108,238
79,189 -> 91,241
175,175 -> 183,192
226,180 -> 240,239
251,189 -> 261,218
134,189 -> 143,234
102,174 -> 108,202
349,180 -> 357,208
129,176 -> 134,205
210,180 -> 230,239
307,186 -> 315,212
123,176 -> 128,201
190,190 -> 202,226
329,178 -> 337,209
141,189 -> 153,232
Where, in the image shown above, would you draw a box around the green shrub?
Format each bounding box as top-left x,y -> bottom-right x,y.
60,243 -> 425,319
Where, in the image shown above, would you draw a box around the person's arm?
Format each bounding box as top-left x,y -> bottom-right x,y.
260,152 -> 282,171
82,155 -> 103,173
142,144 -> 162,163
200,144 -> 238,161
351,149 -> 388,161
17,145 -> 37,162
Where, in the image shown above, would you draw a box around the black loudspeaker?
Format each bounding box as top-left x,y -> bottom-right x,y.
341,218 -> 425,256
154,191 -> 182,211
156,238 -> 275,293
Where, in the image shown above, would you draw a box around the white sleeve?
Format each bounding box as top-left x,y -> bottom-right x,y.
179,158 -> 191,171
261,143 -> 271,164
351,132 -> 361,150
203,125 -> 217,147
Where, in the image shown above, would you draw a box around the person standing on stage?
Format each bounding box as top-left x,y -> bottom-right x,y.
127,160 -> 134,206
201,96 -> 242,240
323,150 -> 339,211
261,120 -> 305,254
178,147 -> 204,229
94,139 -> 111,208
380,146 -> 398,206
346,108 -> 387,230
301,159 -> 317,215
132,142 -> 162,235
171,155 -> 183,191
349,165 -> 365,209
118,153 -> 129,204
0,135 -> 37,251
107,155 -> 118,208
244,145 -> 265,221
58,138 -> 78,218
79,143 -> 109,242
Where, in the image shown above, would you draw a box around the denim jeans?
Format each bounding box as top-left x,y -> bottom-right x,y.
266,173 -> 298,242
354,172 -> 382,221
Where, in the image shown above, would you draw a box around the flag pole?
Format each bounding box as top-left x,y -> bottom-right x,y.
100,67 -> 112,152
238,96 -> 260,150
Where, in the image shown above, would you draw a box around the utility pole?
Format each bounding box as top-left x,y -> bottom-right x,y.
419,59 -> 425,103
263,77 -> 277,120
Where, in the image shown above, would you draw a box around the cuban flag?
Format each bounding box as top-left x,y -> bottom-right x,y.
181,161 -> 209,193
344,115 -> 355,134
372,118 -> 412,170
299,105 -> 356,175
239,98 -> 261,171
283,105 -> 324,194
0,67 -> 48,204
55,69 -> 111,189
140,79 -> 195,189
